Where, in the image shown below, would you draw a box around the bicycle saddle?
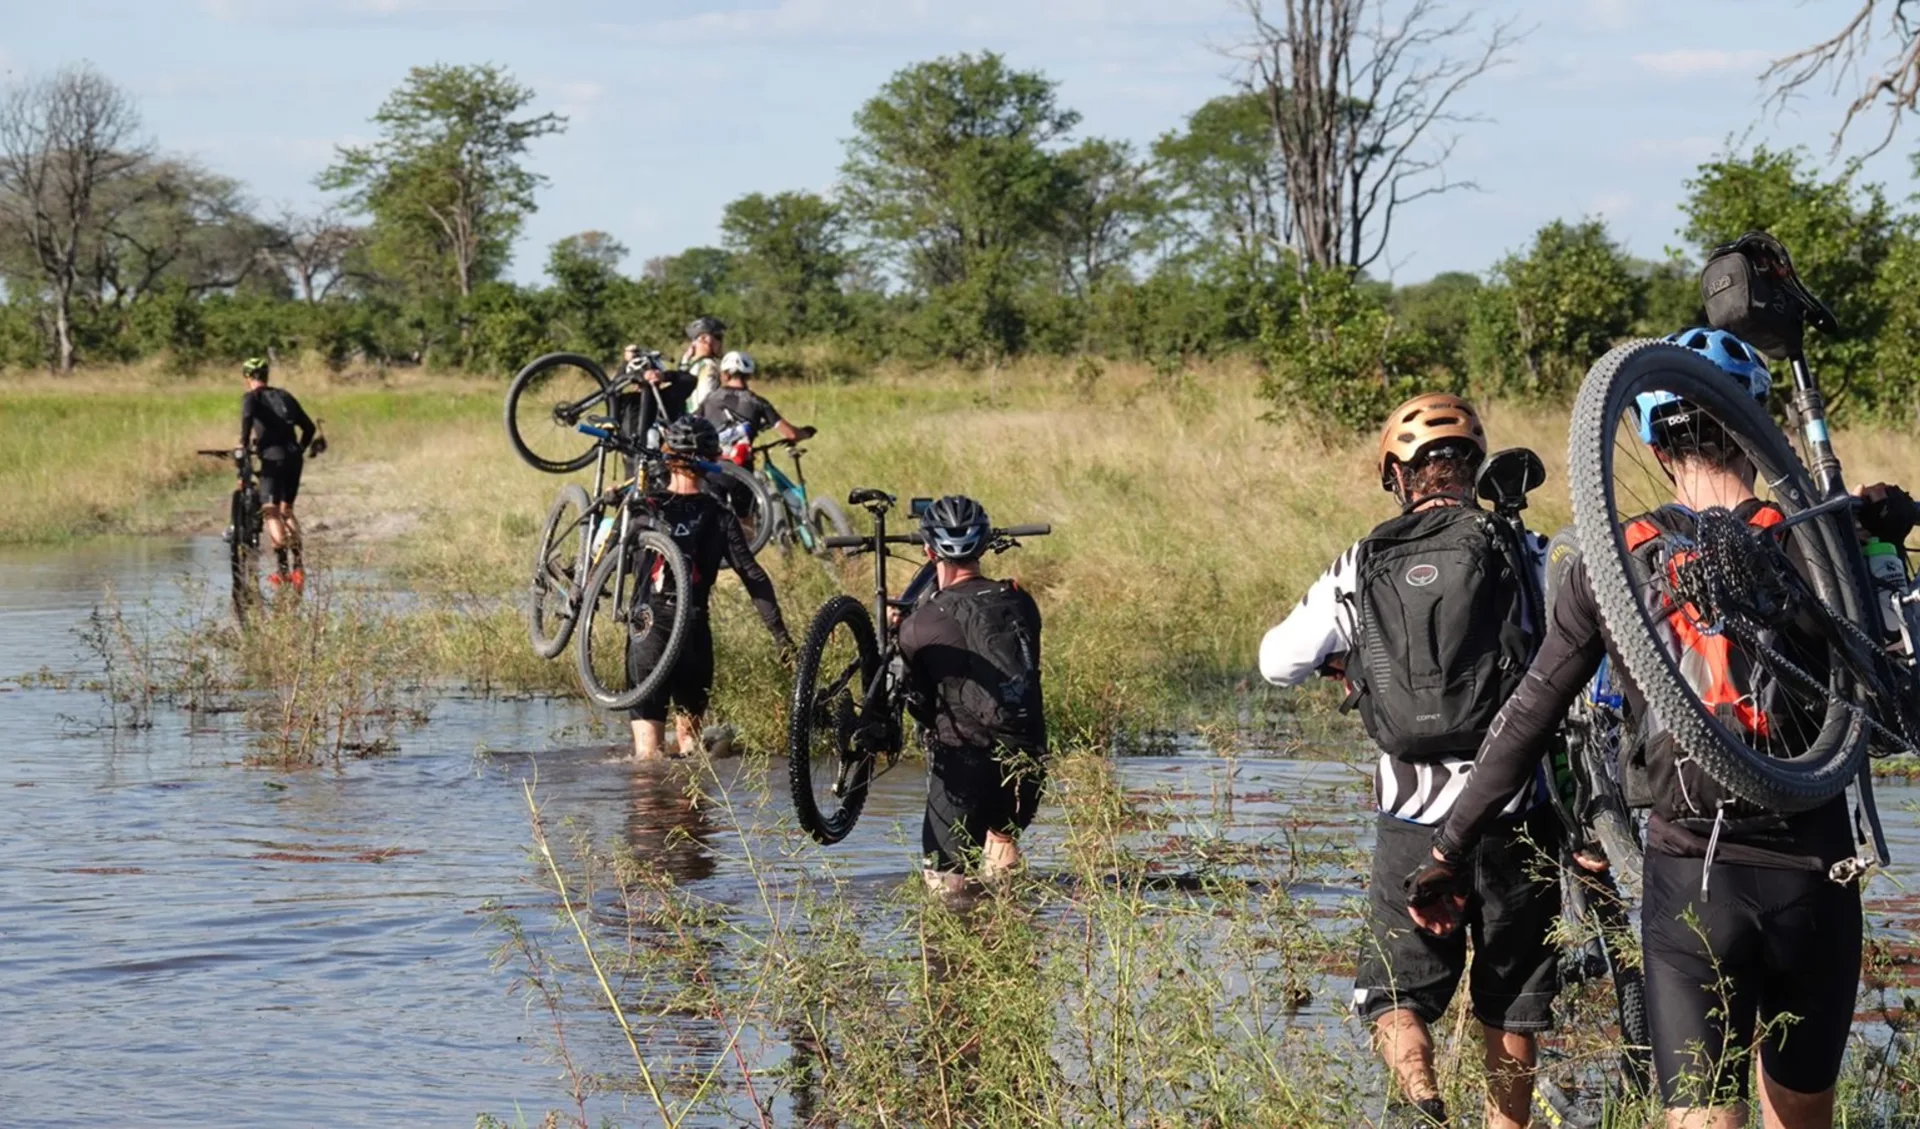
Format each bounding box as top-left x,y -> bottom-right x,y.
1707,230 -> 1839,335
848,487 -> 895,508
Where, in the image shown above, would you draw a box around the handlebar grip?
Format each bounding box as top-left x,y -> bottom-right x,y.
999,524 -> 1051,537
823,535 -> 867,549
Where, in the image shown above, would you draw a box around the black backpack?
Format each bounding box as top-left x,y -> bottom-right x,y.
923,580 -> 1045,754
1343,506 -> 1537,762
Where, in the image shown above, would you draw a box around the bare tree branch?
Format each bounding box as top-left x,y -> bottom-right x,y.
0,63 -> 150,371
1233,0 -> 1519,275
1764,0 -> 1920,156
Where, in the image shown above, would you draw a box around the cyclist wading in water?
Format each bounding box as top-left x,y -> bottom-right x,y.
238,357 -> 317,590
1408,329 -> 1917,1129
1261,394 -> 1554,1129
627,416 -> 793,761
897,496 -> 1048,898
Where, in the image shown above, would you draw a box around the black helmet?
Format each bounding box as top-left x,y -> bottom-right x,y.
920,495 -> 991,561
685,315 -> 727,340
663,415 -> 720,461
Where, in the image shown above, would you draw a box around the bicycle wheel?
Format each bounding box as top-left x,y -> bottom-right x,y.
529,484 -> 593,660
505,352 -> 612,474
229,487 -> 260,619
1569,339 -> 1877,812
804,496 -> 854,558
706,461 -> 774,554
788,595 -> 883,844
574,529 -> 692,711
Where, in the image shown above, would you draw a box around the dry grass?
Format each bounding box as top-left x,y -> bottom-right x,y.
23,357 -> 1920,747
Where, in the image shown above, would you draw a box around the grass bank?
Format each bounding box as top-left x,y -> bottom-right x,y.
20,357 -> 1920,748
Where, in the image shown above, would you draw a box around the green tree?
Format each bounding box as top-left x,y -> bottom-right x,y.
720,190 -> 848,341
1682,146 -> 1896,414
1468,219 -> 1641,398
1150,92 -> 1286,267
546,230 -> 628,356
320,64 -> 566,301
1391,271 -> 1481,377
1052,138 -> 1156,300
1264,268 -> 1448,432
842,52 -> 1079,358
644,246 -> 735,303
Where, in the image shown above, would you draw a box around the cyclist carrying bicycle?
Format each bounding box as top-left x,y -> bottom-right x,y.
625,415 -> 794,761
1260,393 -> 1552,1129
697,351 -> 807,465
680,315 -> 727,413
1408,328 -> 1916,1128
897,495 -> 1047,897
238,356 -> 317,590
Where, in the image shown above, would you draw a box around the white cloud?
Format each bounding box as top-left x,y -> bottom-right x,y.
1631,48 -> 1770,79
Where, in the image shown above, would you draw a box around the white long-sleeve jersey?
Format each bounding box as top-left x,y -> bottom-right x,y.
1260,530 -> 1551,825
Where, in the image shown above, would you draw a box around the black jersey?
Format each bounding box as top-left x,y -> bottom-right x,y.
240,386 -> 314,457
648,491 -> 789,640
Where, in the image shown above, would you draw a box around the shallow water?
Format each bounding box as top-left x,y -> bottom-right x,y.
4,538 -> 1919,1125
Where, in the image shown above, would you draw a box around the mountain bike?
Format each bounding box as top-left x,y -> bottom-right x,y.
787,490 -> 1049,845
197,446 -> 263,618
522,419 -> 697,710
747,430 -> 853,557
508,350 -> 774,556
1569,231 -> 1919,871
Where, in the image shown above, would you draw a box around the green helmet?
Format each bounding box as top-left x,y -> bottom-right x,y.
242,356 -> 269,380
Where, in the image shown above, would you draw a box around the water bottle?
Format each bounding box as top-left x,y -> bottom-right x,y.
590,515 -> 615,562
1864,538 -> 1908,643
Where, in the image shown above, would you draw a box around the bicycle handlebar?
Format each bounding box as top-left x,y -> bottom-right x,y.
998,524 -> 1050,538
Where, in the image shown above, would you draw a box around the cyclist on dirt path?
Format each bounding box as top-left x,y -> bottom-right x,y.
697,351 -> 807,466
1407,329 -> 1918,1129
626,415 -> 794,762
680,315 -> 727,414
1260,393 -> 1553,1129
238,357 -> 317,590
897,495 -> 1048,899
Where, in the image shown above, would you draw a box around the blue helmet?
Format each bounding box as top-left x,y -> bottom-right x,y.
1633,328 -> 1772,445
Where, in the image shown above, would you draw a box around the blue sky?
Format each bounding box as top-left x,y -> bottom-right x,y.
4,0 -> 1915,285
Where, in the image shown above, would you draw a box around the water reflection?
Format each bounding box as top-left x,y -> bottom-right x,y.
624,761 -> 719,885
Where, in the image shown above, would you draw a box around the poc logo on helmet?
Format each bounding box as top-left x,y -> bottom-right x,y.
1404,563 -> 1440,587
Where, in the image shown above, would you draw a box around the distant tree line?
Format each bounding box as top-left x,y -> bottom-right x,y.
2,0 -> 1918,427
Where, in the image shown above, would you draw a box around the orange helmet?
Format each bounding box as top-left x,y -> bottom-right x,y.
1376,393 -> 1487,490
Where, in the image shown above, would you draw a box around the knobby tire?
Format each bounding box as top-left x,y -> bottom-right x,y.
788,595 -> 882,844
1569,340 -> 1874,811
574,528 -> 692,711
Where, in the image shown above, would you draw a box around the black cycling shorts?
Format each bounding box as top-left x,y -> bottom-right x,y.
258,450 -> 302,505
1354,809 -> 1560,1033
922,743 -> 1046,872
625,611 -> 713,724
1643,850 -> 1861,1106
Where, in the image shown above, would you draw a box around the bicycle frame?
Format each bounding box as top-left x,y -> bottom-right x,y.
757,443 -> 821,551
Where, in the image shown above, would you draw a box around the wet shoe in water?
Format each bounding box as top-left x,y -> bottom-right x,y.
1384,1098 -> 1448,1128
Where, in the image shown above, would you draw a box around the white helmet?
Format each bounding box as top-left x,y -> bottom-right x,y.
719,350 -> 756,378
